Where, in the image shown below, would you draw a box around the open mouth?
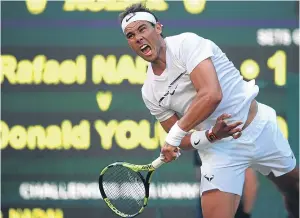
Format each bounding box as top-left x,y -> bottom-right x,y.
140,44 -> 152,56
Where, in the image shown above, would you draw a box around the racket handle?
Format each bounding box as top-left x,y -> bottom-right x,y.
151,156 -> 165,169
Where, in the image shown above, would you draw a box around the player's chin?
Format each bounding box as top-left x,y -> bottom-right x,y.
139,52 -> 156,62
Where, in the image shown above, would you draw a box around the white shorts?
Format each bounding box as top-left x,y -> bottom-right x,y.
198,102 -> 296,196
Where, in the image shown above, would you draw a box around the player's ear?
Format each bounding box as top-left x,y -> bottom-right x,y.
155,22 -> 163,35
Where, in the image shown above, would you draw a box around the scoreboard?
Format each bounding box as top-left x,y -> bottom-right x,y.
1,1 -> 299,218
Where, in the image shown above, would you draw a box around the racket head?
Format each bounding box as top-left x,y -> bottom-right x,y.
99,162 -> 153,217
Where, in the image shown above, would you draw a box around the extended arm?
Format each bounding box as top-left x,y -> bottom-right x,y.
177,58 -> 222,131
163,58 -> 224,151
160,59 -> 243,162
154,33 -> 243,162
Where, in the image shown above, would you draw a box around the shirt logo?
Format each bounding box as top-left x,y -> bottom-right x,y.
204,174 -> 214,182
158,84 -> 178,106
158,72 -> 185,107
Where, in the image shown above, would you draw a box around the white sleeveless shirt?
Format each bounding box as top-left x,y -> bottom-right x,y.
141,32 -> 259,130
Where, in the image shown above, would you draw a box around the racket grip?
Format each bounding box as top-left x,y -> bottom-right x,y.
151,156 -> 165,169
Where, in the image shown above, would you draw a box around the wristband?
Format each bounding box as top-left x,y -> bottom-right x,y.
165,122 -> 188,147
190,130 -> 211,150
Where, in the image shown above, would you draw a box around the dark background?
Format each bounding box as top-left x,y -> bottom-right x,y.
1,1 -> 299,218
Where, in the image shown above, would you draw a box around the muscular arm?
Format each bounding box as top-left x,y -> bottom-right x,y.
160,114 -> 194,150
161,59 -> 222,149
177,58 -> 222,132
160,59 -> 243,162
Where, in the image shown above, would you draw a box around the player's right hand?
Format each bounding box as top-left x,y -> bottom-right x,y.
212,114 -> 243,139
161,143 -> 181,163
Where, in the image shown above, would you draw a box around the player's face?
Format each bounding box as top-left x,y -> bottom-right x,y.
124,20 -> 163,62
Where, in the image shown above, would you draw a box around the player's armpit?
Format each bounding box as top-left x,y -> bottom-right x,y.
160,114 -> 195,150
178,58 -> 222,132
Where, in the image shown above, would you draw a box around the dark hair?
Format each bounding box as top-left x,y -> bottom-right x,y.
119,3 -> 163,36
119,3 -> 158,24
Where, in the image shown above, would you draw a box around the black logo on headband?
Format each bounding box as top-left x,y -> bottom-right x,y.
125,13 -> 136,22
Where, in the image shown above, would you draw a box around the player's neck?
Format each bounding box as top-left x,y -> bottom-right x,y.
151,40 -> 167,76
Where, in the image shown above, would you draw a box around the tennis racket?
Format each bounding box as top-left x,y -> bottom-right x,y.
98,156 -> 165,217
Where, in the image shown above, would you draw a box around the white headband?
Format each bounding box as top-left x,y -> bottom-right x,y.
121,12 -> 157,33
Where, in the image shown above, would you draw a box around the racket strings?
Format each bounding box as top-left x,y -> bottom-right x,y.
102,165 -> 146,215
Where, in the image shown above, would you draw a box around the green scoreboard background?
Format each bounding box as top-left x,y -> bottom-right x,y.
1,1 -> 299,218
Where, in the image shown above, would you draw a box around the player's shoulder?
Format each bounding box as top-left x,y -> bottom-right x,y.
165,32 -> 209,59
165,32 -> 205,47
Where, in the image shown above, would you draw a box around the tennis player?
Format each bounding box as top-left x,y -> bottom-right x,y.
119,3 -> 299,218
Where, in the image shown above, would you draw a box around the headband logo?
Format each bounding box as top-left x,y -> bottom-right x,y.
125,12 -> 136,22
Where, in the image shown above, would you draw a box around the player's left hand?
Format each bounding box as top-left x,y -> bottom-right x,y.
161,143 -> 181,162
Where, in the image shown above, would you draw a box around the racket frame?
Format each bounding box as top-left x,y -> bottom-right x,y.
99,162 -> 158,217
